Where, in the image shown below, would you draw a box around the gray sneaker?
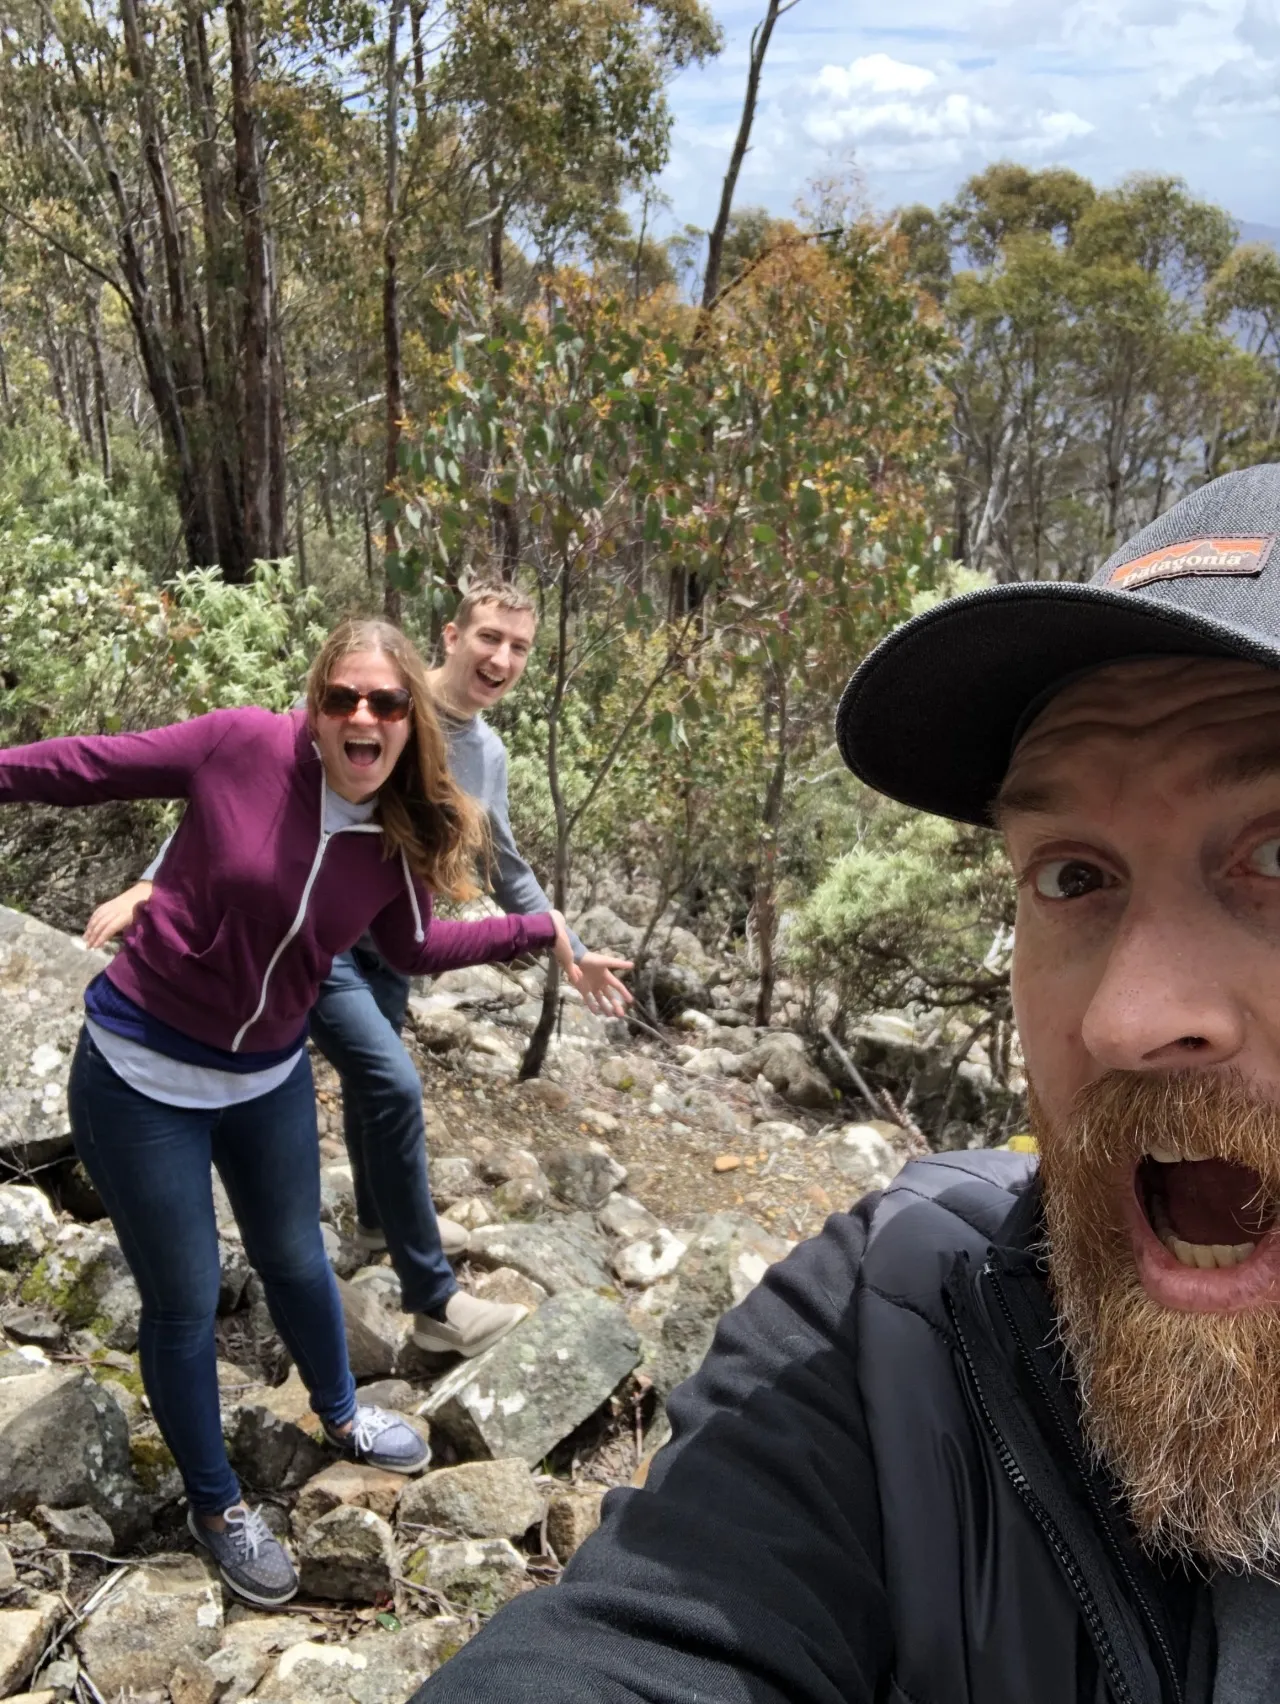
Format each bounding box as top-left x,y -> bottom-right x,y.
322,1405 -> 431,1475
187,1503 -> 298,1607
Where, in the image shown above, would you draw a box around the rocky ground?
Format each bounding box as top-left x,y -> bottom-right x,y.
0,896 -> 1018,1703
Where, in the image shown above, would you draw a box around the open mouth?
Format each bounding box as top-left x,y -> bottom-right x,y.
344,737 -> 382,770
1136,1149 -> 1277,1271
475,667 -> 505,691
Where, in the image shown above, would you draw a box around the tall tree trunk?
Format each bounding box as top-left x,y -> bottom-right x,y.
0,332 -> 13,427
86,291 -> 112,480
753,663 -> 788,1027
229,0 -> 272,574
520,549 -> 573,1081
700,0 -> 796,314
409,0 -> 427,129
486,167 -> 505,295
268,256 -> 287,557
382,0 -> 405,622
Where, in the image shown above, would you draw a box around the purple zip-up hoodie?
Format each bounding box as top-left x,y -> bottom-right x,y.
0,707 -> 556,1053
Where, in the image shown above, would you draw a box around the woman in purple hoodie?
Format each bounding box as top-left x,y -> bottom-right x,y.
0,617 -> 575,1608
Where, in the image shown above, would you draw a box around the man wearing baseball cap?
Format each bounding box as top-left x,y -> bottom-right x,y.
411,463 -> 1280,1704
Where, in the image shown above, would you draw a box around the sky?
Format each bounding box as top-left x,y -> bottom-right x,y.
656,0 -> 1280,240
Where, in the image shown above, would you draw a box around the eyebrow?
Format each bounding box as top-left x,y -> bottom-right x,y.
991,778 -> 1073,827
1203,743 -> 1280,791
993,741 -> 1280,826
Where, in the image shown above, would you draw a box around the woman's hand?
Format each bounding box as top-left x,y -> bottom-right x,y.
575,950 -> 634,1017
550,909 -> 583,987
84,881 -> 153,950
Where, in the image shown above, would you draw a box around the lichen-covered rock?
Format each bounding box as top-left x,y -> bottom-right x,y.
75,1556 -> 223,1696
612,1229 -> 687,1288
252,1621 -> 469,1704
466,1220 -> 612,1296
0,1365 -> 147,1544
491,1174 -> 550,1220
544,1144 -> 627,1212
421,1290 -> 640,1465
396,1458 -> 545,1541
429,1154 -> 483,1206
547,1488 -> 605,1562
0,1185 -> 58,1271
296,1505 -> 397,1603
0,907 -> 106,1171
404,1537 -> 526,1616
336,1276 -> 406,1379
18,1223 -> 141,1351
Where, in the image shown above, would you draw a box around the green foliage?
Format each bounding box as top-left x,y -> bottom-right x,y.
789,791 -> 1014,1024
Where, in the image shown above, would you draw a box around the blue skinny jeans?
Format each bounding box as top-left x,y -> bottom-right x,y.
67,1027 -> 357,1515
309,946 -> 457,1318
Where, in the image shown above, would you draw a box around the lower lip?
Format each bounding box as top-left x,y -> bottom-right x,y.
1125,1167 -> 1280,1311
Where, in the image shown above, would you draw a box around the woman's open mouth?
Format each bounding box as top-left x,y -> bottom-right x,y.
343,737 -> 382,769
1128,1149 -> 1280,1309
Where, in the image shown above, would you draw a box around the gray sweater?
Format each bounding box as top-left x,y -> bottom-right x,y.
144,708 -> 585,960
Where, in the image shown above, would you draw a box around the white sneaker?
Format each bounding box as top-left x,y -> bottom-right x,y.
354,1218 -> 470,1259
412,1291 -> 528,1358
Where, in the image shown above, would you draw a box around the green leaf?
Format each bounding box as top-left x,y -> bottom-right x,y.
752,524 -> 778,545
375,1613 -> 401,1633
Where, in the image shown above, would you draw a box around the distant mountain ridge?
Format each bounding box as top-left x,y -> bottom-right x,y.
1238,222 -> 1280,250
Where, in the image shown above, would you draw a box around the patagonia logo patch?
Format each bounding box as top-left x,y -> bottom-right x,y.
1109,536 -> 1276,591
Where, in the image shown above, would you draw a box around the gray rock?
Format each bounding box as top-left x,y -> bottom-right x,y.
471,1267 -> 547,1311
225,1372 -> 329,1491
204,1614 -> 315,1704
574,905 -> 642,955
430,1155 -> 483,1207
396,1458 -> 545,1540
544,1145 -> 627,1212
404,1537 -> 526,1615
597,1055 -> 659,1094
612,1229 -> 687,1288
0,907 -> 106,1171
18,1223 -> 141,1351
75,1556 -> 223,1696
597,1194 -> 660,1241
318,1163 -> 356,1226
741,1036 -> 838,1111
296,1505 -> 397,1603
0,1543 -> 14,1592
0,1185 -> 58,1270
473,1142 -> 545,1185
218,1235 -> 252,1314
0,1305 -> 62,1347
466,1220 -> 612,1296
407,1002 -> 472,1052
827,1121 -> 906,1193
448,1195 -> 498,1231
648,961 -> 710,1018
0,1594 -> 60,1696
336,1276 -> 406,1379
293,1460 -> 407,1533
0,1366 -> 146,1544
753,1118 -> 810,1146
252,1621 -> 469,1704
354,1377 -> 421,1413
492,1174 -> 550,1220
420,1290 -> 640,1465
34,1503 -> 115,1552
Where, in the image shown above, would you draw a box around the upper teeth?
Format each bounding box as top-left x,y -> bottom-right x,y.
1147,1145 -> 1209,1163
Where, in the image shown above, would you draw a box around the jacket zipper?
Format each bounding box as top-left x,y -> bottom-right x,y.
985,1265 -> 1183,1704
231,784 -> 382,1052
947,1289 -> 1138,1704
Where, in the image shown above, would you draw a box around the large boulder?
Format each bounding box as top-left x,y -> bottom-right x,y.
19,1223 -> 141,1351
466,1220 -> 612,1296
76,1556 -> 224,1696
421,1291 -> 640,1466
740,1036 -> 838,1112
0,1364 -> 147,1544
396,1458 -> 545,1541
0,907 -> 106,1171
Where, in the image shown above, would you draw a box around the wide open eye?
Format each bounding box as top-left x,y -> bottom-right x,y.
1033,858 -> 1108,900
1245,837 -> 1280,879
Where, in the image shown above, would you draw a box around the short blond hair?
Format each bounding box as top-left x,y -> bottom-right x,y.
453,582 -> 538,632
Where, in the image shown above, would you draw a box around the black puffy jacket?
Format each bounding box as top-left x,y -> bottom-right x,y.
411,1153 -> 1215,1704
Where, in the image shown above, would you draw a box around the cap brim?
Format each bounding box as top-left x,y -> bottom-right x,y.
836,580 -> 1280,826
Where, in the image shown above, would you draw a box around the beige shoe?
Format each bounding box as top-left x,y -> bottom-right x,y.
412,1291 -> 528,1358
354,1218 -> 469,1259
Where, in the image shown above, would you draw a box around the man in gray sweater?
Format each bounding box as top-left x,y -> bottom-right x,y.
87,583 -> 631,1360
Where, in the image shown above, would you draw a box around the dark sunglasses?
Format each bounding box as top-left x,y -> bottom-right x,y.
319,685 -> 413,722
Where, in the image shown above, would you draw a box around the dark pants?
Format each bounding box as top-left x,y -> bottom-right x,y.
68,1028 -> 357,1514
309,947 -> 457,1318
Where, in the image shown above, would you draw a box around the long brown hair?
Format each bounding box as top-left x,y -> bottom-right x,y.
306,618 -> 486,899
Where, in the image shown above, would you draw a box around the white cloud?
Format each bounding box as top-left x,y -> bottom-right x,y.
815,54 -> 938,99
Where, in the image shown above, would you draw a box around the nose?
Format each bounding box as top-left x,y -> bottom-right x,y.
348,698 -> 379,728
1079,896 -> 1247,1072
489,642 -> 511,673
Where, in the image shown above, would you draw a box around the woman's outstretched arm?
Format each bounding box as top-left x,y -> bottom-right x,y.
0,709 -> 249,807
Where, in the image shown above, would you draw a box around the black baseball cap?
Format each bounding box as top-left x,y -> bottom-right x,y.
836,463 -> 1280,826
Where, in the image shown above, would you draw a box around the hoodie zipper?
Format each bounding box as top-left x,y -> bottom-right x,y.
947,1287 -> 1139,1704
985,1264 -> 1183,1704
231,774 -> 382,1052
